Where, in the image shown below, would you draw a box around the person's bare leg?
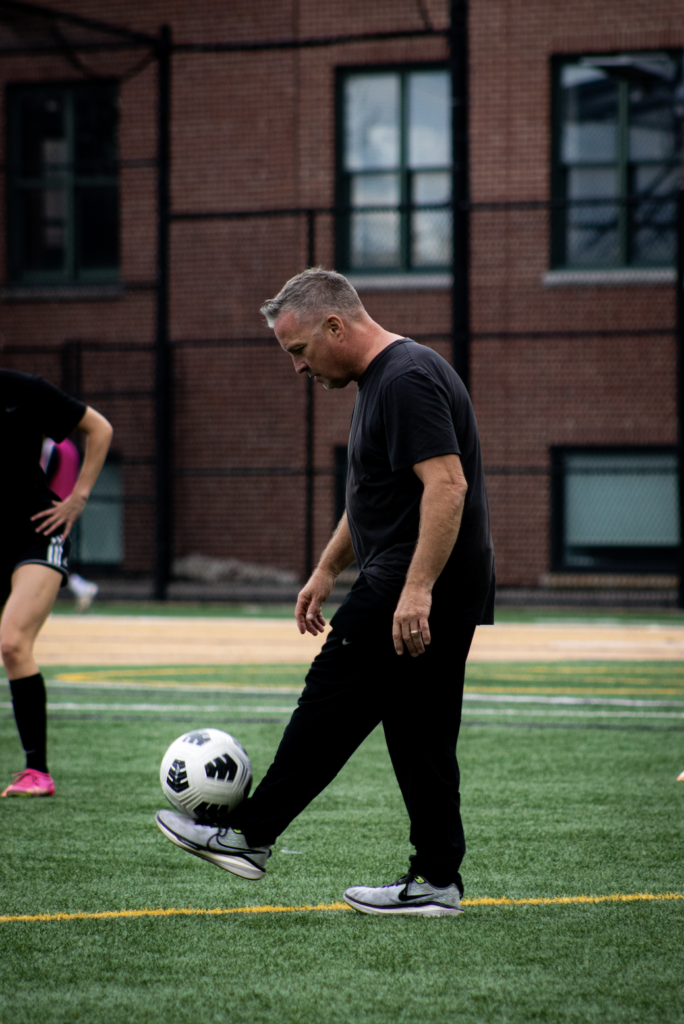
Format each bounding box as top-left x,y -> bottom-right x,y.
1,563 -> 62,679
1,564 -> 62,793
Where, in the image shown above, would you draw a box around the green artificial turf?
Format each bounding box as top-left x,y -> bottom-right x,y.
1,665 -> 683,1024
48,598 -> 684,626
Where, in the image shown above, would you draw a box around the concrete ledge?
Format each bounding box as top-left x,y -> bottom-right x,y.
496,587 -> 677,608
540,573 -> 678,590
542,268 -> 676,287
55,578 -> 353,604
1,284 -> 124,302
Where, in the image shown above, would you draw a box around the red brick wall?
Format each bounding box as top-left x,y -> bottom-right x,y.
0,0 -> 679,586
469,0 -> 681,585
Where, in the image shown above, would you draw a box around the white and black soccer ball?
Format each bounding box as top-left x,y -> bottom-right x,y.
160,728 -> 252,823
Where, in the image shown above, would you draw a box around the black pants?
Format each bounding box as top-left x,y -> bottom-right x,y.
232,576 -> 475,892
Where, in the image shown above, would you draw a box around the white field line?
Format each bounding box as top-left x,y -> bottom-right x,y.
0,702 -> 294,713
3,697 -> 684,719
463,693 -> 684,707
460,707 -> 684,719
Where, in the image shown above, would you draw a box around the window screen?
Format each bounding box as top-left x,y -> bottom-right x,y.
551,447 -> 680,573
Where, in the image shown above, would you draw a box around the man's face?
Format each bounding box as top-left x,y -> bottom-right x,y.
274,310 -> 354,390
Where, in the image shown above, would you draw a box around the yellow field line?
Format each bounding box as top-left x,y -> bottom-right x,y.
1,892 -> 682,924
47,679 -> 684,697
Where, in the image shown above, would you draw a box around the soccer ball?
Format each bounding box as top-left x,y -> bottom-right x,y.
160,728 -> 252,823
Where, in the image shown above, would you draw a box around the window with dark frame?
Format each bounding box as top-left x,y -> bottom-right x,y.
337,67 -> 452,274
71,457 -> 124,567
550,447 -> 680,574
551,52 -> 682,269
7,82 -> 119,285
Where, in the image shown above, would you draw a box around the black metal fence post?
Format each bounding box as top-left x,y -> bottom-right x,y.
676,189 -> 684,608
450,0 -> 470,388
61,339 -> 83,399
304,209 -> 316,579
154,23 -> 172,600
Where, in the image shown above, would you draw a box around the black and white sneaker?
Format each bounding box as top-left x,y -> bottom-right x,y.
344,872 -> 462,916
155,809 -> 271,879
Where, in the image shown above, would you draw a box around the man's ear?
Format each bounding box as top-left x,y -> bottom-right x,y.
325,315 -> 344,338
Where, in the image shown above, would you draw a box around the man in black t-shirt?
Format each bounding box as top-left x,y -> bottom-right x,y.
0,370 -> 112,797
156,269 -> 495,917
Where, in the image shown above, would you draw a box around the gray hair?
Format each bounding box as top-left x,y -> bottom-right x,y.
260,267 -> 365,328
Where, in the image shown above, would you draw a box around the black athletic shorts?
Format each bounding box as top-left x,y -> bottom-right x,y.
0,526 -> 71,607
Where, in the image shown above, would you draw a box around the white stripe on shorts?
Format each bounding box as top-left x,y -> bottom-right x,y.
48,536 -> 64,567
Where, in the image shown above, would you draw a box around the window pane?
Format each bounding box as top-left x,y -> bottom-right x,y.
350,173 -> 400,207
408,71 -> 451,168
629,68 -> 680,161
566,167 -> 619,264
560,65 -> 618,165
76,186 -> 118,270
631,164 -> 679,264
344,74 -> 399,170
19,94 -> 67,177
412,210 -> 452,266
20,186 -> 67,271
75,86 -> 118,175
413,171 -> 451,205
565,453 -> 679,547
350,212 -> 400,268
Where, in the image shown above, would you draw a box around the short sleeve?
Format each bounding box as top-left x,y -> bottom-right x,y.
382,370 -> 460,473
26,375 -> 86,442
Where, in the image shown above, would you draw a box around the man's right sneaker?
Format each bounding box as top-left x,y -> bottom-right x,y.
344,872 -> 462,916
677,769 -> 684,781
155,809 -> 271,879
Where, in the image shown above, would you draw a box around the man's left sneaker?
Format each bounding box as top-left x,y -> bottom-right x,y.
1,769 -> 55,797
344,872 -> 462,916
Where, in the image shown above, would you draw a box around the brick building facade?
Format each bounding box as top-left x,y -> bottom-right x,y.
0,0 -> 681,595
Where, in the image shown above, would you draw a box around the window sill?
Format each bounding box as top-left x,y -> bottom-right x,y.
346,272 -> 453,291
1,283 -> 124,302
542,268 -> 676,287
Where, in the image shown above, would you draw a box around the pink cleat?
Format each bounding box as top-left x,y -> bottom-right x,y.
1,769 -> 55,797
677,770 -> 684,782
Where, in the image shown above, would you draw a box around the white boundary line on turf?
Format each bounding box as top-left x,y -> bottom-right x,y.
461,707 -> 684,719
0,704 -> 294,712
30,687 -> 684,710
3,701 -> 684,720
464,693 -> 684,708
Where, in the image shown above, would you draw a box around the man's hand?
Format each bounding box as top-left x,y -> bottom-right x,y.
31,491 -> 88,538
295,567 -> 338,636
392,582 -> 432,657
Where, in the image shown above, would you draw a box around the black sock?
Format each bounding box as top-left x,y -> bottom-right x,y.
9,673 -> 48,773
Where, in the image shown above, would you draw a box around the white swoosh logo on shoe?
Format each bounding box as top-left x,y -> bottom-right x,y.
342,638 -> 352,645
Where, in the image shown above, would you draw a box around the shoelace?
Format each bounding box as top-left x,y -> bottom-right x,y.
8,769 -> 45,785
378,872 -> 417,890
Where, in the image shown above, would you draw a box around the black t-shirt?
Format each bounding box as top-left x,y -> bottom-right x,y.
0,370 -> 86,530
346,339 -> 495,624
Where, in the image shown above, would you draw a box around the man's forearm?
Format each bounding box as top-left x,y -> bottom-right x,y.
317,512 -> 356,577
404,481 -> 466,592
